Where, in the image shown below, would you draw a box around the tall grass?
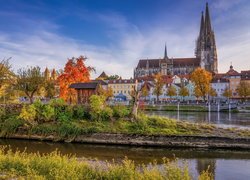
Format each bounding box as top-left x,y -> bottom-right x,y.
0,147 -> 212,180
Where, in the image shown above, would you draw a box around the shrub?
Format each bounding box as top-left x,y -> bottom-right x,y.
100,107 -> 113,121
73,105 -> 89,120
0,116 -> 25,136
49,98 -> 66,106
89,95 -> 113,121
113,105 -> 130,118
42,104 -> 55,122
19,105 -> 36,125
0,107 -> 6,120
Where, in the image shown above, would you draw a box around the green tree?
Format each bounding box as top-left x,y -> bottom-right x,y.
44,80 -> 57,99
236,81 -> 250,101
89,95 -> 113,121
107,75 -> 120,80
153,73 -> 164,103
179,86 -> 189,101
190,68 -> 212,101
167,85 -> 177,100
16,66 -> 45,103
0,58 -> 13,87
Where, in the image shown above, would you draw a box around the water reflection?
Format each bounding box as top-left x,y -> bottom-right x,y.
146,111 -> 250,128
1,139 -> 250,179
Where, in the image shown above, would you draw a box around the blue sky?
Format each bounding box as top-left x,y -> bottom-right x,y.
0,0 -> 250,78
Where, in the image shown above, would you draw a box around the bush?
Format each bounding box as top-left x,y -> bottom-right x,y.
0,117 -> 25,136
33,100 -> 55,122
0,107 -> 6,120
49,99 -> 73,122
113,105 -> 130,118
19,105 -> 36,125
73,105 -> 89,120
89,95 -> 113,121
100,107 -> 113,121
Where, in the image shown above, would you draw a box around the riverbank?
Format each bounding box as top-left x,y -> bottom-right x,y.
4,132 -> 250,150
1,114 -> 250,149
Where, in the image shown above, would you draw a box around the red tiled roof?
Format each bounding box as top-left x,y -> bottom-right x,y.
211,77 -> 229,83
226,69 -> 240,76
108,79 -> 136,84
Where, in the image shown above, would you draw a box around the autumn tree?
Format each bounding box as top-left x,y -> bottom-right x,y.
190,68 -> 212,101
179,86 -> 189,101
153,73 -> 164,103
167,85 -> 177,100
57,56 -> 94,103
0,58 -> 16,102
236,81 -> 250,101
140,81 -> 151,101
16,66 -> 45,103
96,84 -> 113,100
223,87 -> 232,99
209,87 -> 217,97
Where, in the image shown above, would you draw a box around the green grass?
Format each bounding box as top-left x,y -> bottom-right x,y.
0,146 -> 212,180
1,113 -> 250,139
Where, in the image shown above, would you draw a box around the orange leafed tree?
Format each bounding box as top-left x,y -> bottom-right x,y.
57,56 -> 94,102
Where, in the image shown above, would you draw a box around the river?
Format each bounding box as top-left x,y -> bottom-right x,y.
146,111 -> 250,128
1,139 -> 250,179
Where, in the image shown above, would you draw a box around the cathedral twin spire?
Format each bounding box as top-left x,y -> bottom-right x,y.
196,2 -> 218,74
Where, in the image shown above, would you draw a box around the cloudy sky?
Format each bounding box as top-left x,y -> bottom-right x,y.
0,0 -> 249,78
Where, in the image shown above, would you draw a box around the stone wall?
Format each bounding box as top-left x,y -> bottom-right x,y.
0,104 -> 23,115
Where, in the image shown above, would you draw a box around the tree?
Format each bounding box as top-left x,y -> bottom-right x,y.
0,58 -> 17,103
0,58 -> 13,87
107,75 -> 120,80
141,81 -> 150,101
44,80 -> 57,99
179,86 -> 189,101
153,73 -> 164,103
57,56 -> 94,103
167,85 -> 177,100
16,66 -> 45,103
236,81 -> 250,101
96,84 -> 113,100
209,87 -> 217,97
223,87 -> 232,99
190,68 -> 212,101
130,85 -> 141,121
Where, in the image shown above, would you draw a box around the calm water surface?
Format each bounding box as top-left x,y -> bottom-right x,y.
1,139 -> 250,179
146,111 -> 250,128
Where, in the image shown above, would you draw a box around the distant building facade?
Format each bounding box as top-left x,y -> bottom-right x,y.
108,79 -> 137,100
134,3 -> 218,78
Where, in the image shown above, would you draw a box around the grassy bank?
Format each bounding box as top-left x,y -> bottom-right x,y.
0,147 -> 211,180
1,114 -> 250,140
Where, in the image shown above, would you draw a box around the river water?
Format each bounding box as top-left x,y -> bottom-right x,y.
1,139 -> 250,179
146,111 -> 250,128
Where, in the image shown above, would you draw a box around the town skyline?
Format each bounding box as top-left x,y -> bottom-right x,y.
0,0 -> 250,78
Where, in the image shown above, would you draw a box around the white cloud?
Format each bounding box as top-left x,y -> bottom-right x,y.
0,2 -> 249,79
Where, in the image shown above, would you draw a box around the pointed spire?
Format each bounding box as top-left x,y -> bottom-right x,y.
164,43 -> 168,59
199,11 -> 204,37
204,2 -> 212,34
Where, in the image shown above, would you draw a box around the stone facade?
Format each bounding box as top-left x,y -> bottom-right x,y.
134,3 -> 218,78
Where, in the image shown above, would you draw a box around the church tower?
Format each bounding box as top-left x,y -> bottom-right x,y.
195,3 -> 218,74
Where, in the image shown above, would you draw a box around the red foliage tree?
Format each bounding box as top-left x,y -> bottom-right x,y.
57,56 -> 94,103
